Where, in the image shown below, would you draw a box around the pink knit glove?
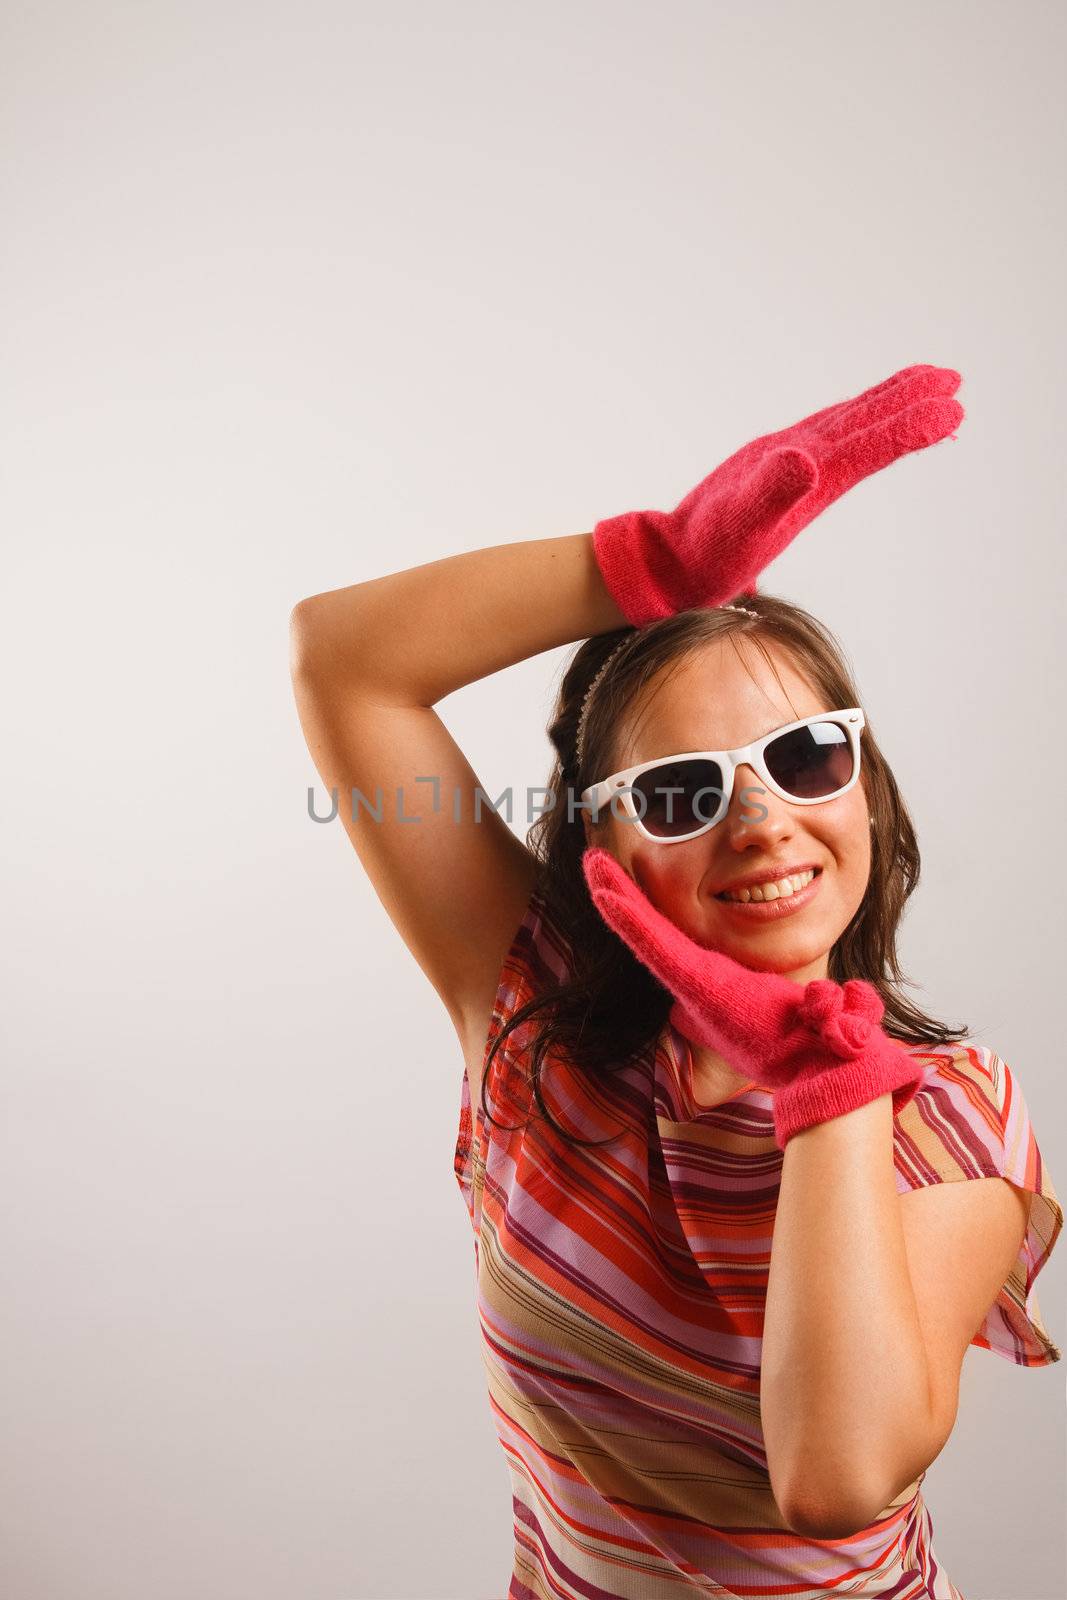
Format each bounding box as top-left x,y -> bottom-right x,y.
593,364 -> 964,625
581,847 -> 926,1150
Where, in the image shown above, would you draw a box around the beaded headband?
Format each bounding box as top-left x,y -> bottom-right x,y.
573,602 -> 760,771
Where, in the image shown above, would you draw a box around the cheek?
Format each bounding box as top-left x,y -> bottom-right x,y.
628,840 -> 706,920
829,796 -> 873,896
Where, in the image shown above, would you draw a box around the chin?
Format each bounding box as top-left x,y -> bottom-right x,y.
747,948 -> 824,978
717,924 -> 832,976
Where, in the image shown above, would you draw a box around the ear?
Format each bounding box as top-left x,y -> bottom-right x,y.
582,809 -> 606,849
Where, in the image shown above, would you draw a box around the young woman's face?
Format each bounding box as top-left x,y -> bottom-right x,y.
586,637 -> 872,982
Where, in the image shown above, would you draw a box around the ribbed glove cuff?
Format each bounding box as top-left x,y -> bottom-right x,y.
772,1040 -> 926,1152
592,510 -> 680,627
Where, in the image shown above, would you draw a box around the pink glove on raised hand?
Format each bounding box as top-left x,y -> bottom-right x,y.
593,364 -> 964,625
581,847 -> 925,1150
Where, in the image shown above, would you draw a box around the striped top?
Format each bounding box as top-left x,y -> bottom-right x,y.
454,887 -> 1062,1599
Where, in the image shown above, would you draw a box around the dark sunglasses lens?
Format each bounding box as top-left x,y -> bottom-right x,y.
765,721 -> 854,798
631,759 -> 725,838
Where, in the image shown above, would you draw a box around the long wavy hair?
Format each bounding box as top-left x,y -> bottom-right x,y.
478,592 -> 968,1148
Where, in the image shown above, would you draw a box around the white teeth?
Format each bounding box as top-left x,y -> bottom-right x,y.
722,868 -> 816,904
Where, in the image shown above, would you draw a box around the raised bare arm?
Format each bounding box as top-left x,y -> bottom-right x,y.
288,534 -> 627,1062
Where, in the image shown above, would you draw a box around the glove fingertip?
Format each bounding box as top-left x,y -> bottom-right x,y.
581,845 -> 618,890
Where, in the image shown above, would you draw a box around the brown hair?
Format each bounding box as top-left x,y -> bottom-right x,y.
478,592 -> 968,1147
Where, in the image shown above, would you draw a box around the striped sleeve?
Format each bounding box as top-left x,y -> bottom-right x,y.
453,886 -> 574,1232
893,1042 -> 1063,1366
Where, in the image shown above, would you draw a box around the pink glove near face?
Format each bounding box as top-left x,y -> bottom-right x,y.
593,364 -> 964,625
581,847 -> 925,1150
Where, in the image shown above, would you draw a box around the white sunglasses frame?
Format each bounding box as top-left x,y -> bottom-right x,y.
580,707 -> 866,844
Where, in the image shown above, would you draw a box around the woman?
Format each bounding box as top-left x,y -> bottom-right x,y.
289,366 -> 1062,1598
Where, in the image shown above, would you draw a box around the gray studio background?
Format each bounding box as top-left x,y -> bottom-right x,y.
3,3 -> 1065,1598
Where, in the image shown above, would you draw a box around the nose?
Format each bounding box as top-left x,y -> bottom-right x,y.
724,761 -> 795,841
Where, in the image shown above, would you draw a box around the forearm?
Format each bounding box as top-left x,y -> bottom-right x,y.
761,1094 -> 935,1531
289,532 -> 628,705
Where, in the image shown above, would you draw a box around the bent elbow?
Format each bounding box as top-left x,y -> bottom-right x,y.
289,593 -> 374,686
778,1484 -> 886,1542
780,1502 -> 868,1542
289,597 -> 332,680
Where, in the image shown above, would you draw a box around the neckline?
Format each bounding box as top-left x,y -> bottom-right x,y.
663,1020 -> 762,1115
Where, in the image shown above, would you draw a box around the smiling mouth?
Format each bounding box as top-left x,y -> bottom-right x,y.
714,866 -> 822,904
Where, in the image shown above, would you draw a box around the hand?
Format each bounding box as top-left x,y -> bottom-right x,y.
581,846 -> 926,1148
592,364 -> 964,625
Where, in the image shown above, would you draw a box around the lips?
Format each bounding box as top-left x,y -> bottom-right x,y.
711,867 -> 824,921
713,864 -> 823,898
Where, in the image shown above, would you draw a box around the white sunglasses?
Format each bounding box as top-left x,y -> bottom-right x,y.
581,708 -> 866,844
